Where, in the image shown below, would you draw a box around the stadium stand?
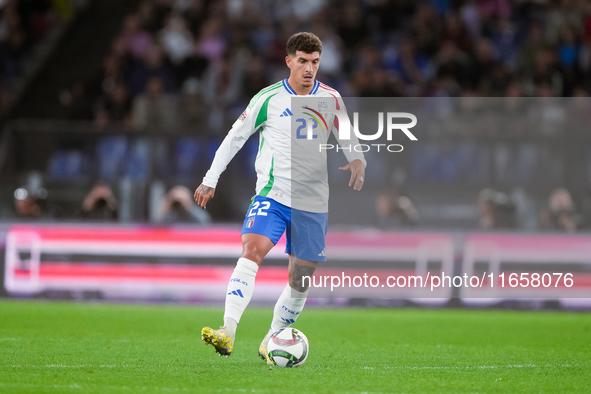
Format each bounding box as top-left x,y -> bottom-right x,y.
1,0 -> 591,228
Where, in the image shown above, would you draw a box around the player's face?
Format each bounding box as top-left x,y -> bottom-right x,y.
286,51 -> 320,89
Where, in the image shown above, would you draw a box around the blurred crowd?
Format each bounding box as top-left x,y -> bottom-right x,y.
54,0 -> 591,132
0,0 -> 73,110
477,186 -> 584,231
13,179 -> 585,233
6,0 -> 591,231
13,180 -> 212,223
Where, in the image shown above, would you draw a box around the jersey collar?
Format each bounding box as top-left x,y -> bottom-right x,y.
283,79 -> 320,95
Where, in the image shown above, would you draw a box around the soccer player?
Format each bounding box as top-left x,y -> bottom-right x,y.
194,32 -> 366,363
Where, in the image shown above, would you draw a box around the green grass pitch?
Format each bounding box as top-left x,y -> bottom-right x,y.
1,300 -> 590,393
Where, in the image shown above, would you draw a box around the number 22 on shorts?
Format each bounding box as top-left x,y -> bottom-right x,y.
248,201 -> 270,216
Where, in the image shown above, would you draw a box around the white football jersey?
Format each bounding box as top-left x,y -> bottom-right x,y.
202,79 -> 366,213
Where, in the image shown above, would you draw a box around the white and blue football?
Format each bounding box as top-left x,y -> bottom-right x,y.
267,328 -> 309,367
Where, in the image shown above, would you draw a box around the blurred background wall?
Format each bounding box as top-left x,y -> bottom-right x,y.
1,0 -> 591,302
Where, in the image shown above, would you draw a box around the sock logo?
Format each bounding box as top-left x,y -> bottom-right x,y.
281,317 -> 296,324
230,278 -> 248,286
228,289 -> 244,298
281,306 -> 301,316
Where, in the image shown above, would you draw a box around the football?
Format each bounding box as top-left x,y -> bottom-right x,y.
267,328 -> 309,367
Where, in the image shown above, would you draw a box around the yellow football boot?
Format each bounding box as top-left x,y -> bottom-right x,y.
201,326 -> 234,357
258,330 -> 275,365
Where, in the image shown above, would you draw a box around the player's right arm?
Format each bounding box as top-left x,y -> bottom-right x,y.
194,90 -> 271,209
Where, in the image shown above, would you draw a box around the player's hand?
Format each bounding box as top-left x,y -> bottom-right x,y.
339,159 -> 365,191
194,184 -> 215,209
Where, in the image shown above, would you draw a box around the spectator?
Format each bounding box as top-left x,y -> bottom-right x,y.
159,11 -> 208,84
151,0 -> 174,30
109,35 -> 134,74
386,37 -> 432,94
0,0 -> 57,91
488,14 -> 521,71
460,0 -> 481,38
0,26 -> 27,86
80,183 -> 118,220
94,82 -> 132,125
121,14 -> 153,60
375,190 -> 419,228
136,0 -> 160,34
177,77 -> 207,128
466,39 -> 503,92
545,0 -> 587,46
476,0 -> 511,24
517,22 -> 548,79
240,54 -> 270,101
410,4 -> 442,56
336,1 -> 368,51
530,49 -> 565,96
95,54 -> 126,97
478,188 -> 516,230
441,12 -> 473,54
195,17 -> 226,64
132,75 -> 177,129
13,187 -> 47,219
540,187 -> 581,232
155,185 -> 211,224
159,13 -> 194,66
358,68 -> 403,97
557,27 -> 580,70
313,24 -> 343,85
179,0 -> 207,32
558,27 -> 582,94
128,42 -> 176,97
433,40 -> 470,88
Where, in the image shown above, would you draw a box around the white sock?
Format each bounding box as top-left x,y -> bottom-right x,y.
270,283 -> 308,332
223,257 -> 259,336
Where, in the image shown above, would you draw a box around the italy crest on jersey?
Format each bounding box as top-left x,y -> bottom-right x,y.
246,217 -> 255,228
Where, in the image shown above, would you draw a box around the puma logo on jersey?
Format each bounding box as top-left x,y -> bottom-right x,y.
279,108 -> 293,117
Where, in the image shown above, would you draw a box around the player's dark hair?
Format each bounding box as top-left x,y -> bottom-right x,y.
286,32 -> 322,56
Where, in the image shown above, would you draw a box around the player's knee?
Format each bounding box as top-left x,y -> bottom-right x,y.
241,243 -> 265,265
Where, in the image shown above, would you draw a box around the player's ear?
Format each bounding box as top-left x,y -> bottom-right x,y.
285,55 -> 293,69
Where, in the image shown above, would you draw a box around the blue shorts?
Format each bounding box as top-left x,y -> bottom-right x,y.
241,195 -> 327,262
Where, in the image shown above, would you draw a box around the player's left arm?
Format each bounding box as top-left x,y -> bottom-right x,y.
339,159 -> 365,191
330,95 -> 367,191
193,184 -> 215,209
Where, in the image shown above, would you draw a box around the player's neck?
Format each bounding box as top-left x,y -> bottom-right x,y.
287,76 -> 314,96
